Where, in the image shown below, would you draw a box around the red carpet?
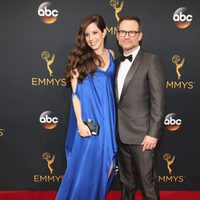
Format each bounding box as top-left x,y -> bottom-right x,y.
0,191 -> 200,200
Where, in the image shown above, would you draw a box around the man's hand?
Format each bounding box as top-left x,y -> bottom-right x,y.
141,135 -> 158,152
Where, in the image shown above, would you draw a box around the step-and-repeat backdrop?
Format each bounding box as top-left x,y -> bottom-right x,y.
0,0 -> 199,191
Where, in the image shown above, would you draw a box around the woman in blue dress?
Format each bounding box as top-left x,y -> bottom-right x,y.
56,14 -> 118,200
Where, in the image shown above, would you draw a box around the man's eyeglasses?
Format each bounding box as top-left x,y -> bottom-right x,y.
118,30 -> 140,38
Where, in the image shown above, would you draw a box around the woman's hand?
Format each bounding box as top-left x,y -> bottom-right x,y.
77,121 -> 91,137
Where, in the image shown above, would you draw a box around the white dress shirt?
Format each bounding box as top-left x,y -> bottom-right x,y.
117,46 -> 140,99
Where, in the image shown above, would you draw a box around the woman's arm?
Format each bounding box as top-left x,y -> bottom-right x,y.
71,70 -> 91,137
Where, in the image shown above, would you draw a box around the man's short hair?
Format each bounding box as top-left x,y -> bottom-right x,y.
118,14 -> 142,32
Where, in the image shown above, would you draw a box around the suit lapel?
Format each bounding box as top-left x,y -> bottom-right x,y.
119,49 -> 144,103
115,58 -> 121,103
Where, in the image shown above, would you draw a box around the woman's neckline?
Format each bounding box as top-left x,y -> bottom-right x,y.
97,49 -> 111,72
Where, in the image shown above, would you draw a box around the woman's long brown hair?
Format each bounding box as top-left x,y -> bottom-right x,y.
65,14 -> 106,84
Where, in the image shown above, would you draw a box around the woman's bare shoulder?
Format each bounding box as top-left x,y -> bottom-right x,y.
108,49 -> 115,59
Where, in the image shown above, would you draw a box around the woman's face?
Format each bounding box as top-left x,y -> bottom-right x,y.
84,22 -> 106,52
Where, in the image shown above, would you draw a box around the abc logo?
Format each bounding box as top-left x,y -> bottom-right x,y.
173,7 -> 192,29
164,113 -> 182,131
39,111 -> 58,129
38,2 -> 58,24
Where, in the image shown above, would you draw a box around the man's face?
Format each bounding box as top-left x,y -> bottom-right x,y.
116,20 -> 142,54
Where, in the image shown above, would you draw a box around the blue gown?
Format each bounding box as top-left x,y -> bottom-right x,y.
56,51 -> 118,200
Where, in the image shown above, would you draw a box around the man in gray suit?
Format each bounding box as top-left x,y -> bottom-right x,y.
115,14 -> 166,200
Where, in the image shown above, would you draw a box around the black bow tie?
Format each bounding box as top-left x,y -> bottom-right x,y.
121,54 -> 133,62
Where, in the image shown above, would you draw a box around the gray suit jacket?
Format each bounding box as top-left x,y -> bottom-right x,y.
115,48 -> 166,145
